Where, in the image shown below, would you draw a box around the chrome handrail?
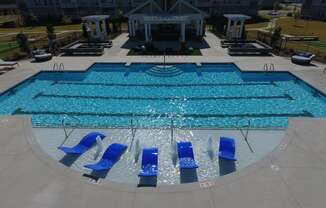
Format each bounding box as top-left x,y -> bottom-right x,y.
53,63 -> 58,71
170,118 -> 174,144
129,117 -> 137,151
59,63 -> 65,71
236,118 -> 254,153
60,115 -> 81,146
270,63 -> 275,71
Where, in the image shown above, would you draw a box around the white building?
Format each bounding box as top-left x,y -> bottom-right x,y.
125,0 -> 207,43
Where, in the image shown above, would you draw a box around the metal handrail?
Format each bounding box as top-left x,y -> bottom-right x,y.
59,63 -> 65,71
53,63 -> 58,71
236,118 -> 254,153
129,117 -> 137,151
60,115 -> 81,146
270,63 -> 275,71
53,63 -> 65,71
170,118 -> 174,144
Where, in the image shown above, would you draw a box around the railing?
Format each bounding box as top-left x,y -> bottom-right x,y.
129,117 -> 137,151
170,118 -> 174,144
59,115 -> 80,146
264,63 -> 275,72
236,118 -> 254,153
53,63 -> 65,71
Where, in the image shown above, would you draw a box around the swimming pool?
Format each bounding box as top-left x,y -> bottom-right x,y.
0,63 -> 325,129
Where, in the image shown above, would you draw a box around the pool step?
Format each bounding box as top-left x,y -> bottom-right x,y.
145,65 -> 183,77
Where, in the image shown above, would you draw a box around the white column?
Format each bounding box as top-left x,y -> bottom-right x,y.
232,20 -> 238,39
95,21 -> 101,38
132,21 -> 135,37
181,23 -> 185,42
134,20 -> 137,36
196,20 -> 200,36
226,19 -> 232,38
128,20 -> 132,37
200,20 -> 204,36
148,24 -> 151,41
239,20 -> 244,39
145,24 -> 148,42
102,20 -> 107,37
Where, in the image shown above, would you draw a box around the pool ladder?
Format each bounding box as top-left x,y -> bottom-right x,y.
53,63 -> 65,71
60,115 -> 81,146
264,63 -> 275,72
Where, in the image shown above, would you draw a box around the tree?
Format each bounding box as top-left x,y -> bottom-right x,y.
16,32 -> 31,54
293,6 -> 300,26
273,1 -> 281,11
46,24 -> 57,53
270,26 -> 282,49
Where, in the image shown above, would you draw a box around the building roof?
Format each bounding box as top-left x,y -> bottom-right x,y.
0,4 -> 17,9
141,14 -> 201,24
224,14 -> 251,21
82,15 -> 110,21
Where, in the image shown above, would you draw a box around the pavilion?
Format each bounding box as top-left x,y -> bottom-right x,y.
224,14 -> 251,40
125,0 -> 207,43
81,15 -> 111,41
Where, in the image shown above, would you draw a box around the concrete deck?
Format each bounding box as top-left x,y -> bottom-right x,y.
0,117 -> 326,208
0,31 -> 326,208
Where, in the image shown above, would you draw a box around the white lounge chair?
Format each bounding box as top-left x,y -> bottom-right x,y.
0,59 -> 18,67
34,53 -> 52,62
291,52 -> 315,65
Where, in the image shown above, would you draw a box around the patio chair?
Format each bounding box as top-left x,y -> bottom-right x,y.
0,59 -> 18,67
84,143 -> 127,171
218,137 -> 237,161
138,148 -> 158,177
58,132 -> 106,154
177,142 -> 198,169
291,52 -> 315,65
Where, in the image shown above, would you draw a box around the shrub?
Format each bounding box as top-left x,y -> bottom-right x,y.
16,32 -> 31,54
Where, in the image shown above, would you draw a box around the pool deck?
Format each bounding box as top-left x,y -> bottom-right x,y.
1,117 -> 326,208
0,32 -> 326,208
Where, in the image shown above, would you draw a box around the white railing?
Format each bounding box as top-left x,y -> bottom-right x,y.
236,118 -> 254,153
170,118 -> 174,144
60,115 -> 80,146
53,63 -> 65,71
129,117 -> 137,151
264,63 -> 275,72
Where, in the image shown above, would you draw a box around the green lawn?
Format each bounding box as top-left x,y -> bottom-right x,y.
305,41 -> 326,52
0,42 -> 18,53
275,17 -> 326,42
0,24 -> 81,34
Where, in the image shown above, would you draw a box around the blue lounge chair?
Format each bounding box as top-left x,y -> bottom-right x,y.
177,142 -> 198,169
138,148 -> 158,177
218,137 -> 237,161
84,143 -> 127,171
58,132 -> 106,154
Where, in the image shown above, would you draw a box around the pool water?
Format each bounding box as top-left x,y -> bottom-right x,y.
0,63 -> 325,129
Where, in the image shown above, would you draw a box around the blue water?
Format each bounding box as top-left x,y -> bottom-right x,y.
0,63 -> 325,129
